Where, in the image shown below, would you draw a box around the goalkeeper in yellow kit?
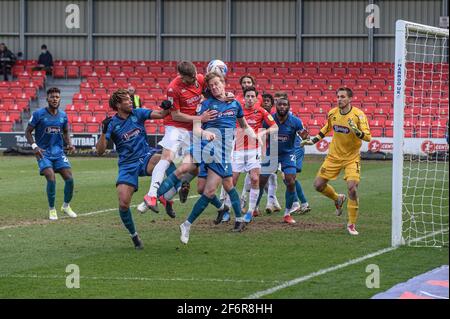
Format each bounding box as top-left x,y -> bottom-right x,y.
302,87 -> 371,235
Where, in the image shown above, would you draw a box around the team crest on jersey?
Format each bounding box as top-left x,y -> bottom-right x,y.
131,116 -> 137,123
60,117 -> 65,123
333,125 -> 350,134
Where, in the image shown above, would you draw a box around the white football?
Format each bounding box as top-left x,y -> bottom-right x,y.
206,59 -> 228,76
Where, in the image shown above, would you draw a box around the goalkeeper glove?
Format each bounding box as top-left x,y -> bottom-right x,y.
102,116 -> 112,134
300,135 -> 320,146
160,100 -> 173,110
348,119 -> 363,138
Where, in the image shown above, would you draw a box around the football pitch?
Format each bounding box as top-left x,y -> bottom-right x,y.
0,155 -> 448,299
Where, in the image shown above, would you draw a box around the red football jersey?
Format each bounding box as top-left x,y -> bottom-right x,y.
235,105 -> 276,151
164,74 -> 206,131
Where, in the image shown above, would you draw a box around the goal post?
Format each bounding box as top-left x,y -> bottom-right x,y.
392,20 -> 449,247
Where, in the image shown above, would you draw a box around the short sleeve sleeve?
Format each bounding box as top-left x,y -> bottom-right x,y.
28,111 -> 39,127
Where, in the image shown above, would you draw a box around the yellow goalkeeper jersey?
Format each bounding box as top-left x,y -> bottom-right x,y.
319,106 -> 371,161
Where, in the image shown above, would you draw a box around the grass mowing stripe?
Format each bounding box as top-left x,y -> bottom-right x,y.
0,274 -> 281,285
245,230 -> 446,299
0,195 -> 200,231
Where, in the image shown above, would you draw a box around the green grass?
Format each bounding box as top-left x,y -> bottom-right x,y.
0,156 -> 447,298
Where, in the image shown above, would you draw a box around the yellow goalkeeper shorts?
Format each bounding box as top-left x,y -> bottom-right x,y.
317,157 -> 361,182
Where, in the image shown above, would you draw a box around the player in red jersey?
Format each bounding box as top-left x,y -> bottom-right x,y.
235,75 -> 263,108
221,87 -> 278,223
138,61 -> 217,214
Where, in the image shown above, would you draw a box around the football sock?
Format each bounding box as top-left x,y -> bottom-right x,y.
63,178 -> 74,204
181,172 -> 196,184
46,180 -> 56,208
148,159 -> 171,196
243,173 -> 252,193
224,193 -> 231,208
256,185 -> 265,208
295,180 -> 307,204
227,188 -> 242,218
187,195 -> 211,224
157,173 -> 180,197
347,198 -> 359,225
219,185 -> 227,201
285,190 -> 296,210
163,186 -> 178,201
166,162 -> 177,176
320,184 -> 339,201
119,208 -> 136,235
210,195 -> 223,209
248,188 -> 260,212
267,173 -> 278,205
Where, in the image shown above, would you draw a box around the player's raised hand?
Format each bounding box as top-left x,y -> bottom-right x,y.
102,116 -> 112,134
159,100 -> 173,110
348,118 -> 363,138
200,109 -> 218,123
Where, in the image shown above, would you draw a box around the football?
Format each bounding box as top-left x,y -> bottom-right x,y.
206,59 -> 228,76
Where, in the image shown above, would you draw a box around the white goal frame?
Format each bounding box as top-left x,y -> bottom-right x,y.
392,20 -> 449,247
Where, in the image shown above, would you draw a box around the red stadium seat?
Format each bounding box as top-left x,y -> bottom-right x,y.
0,121 -> 14,132
371,127 -> 383,137
53,65 -> 66,78
431,121 -> 447,138
71,123 -> 85,133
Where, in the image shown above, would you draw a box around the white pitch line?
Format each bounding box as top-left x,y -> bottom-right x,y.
419,291 -> 449,299
0,273 -> 281,285
245,230 -> 447,299
0,195 -> 200,231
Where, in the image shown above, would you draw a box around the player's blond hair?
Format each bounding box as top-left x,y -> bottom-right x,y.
205,71 -> 225,85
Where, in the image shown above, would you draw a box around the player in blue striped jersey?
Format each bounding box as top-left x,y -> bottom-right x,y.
259,97 -> 308,224
25,87 -> 77,221
179,71 -> 258,244
96,89 -> 172,249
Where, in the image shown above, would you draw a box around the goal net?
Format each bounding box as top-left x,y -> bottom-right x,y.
392,20 -> 449,247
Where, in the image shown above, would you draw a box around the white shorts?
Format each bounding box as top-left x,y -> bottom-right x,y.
158,126 -> 192,157
232,149 -> 261,173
